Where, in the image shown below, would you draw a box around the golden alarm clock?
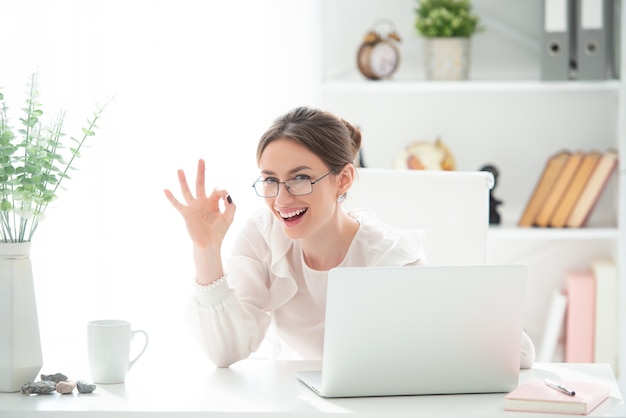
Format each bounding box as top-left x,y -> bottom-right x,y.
356,20 -> 401,80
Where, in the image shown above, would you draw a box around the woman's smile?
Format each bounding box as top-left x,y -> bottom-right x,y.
276,206 -> 309,227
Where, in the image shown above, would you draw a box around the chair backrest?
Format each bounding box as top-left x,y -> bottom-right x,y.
344,168 -> 493,265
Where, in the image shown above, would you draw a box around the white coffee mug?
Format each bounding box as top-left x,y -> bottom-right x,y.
87,319 -> 149,384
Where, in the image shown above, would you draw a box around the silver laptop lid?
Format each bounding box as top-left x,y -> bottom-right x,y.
316,264 -> 527,397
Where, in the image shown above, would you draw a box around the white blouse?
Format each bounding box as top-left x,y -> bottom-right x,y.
185,208 -> 535,368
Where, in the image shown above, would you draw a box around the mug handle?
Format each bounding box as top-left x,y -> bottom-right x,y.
128,329 -> 149,371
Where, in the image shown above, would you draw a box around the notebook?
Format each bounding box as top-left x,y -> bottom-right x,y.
297,264 -> 527,398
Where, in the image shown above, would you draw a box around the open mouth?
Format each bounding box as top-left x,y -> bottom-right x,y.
278,208 -> 308,223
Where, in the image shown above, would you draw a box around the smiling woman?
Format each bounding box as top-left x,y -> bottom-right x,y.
0,0 -> 321,370
164,106 -> 427,367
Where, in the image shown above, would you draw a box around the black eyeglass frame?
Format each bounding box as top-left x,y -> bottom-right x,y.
251,170 -> 334,198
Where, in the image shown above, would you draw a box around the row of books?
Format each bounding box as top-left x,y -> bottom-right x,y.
506,257 -> 617,415
518,149 -> 618,228
539,257 -> 619,371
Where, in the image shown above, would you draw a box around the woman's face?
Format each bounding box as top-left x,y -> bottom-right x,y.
257,138 -> 340,240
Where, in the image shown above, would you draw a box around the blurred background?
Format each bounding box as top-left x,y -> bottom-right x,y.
0,0 -> 321,372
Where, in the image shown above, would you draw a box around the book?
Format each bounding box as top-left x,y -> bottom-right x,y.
518,150 -> 571,227
534,151 -> 583,227
592,257 -> 619,373
564,270 -> 595,363
505,379 -> 611,415
566,149 -> 618,228
549,151 -> 601,228
538,291 -> 567,362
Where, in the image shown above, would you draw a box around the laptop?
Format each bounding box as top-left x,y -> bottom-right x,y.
297,264 -> 527,398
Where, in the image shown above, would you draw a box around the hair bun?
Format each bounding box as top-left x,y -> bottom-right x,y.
341,118 -> 362,153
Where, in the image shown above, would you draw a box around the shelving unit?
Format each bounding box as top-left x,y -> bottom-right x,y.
323,78 -> 621,93
319,0 -> 624,388
488,226 -> 618,241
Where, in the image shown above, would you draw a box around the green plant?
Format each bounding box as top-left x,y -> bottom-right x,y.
0,72 -> 106,242
415,0 -> 482,38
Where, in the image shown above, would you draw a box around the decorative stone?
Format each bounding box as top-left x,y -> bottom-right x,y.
21,380 -> 56,394
41,373 -> 68,383
20,382 -> 36,394
76,380 -> 96,394
56,380 -> 76,394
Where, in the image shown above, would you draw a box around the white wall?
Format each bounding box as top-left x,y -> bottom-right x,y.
0,0 -> 321,370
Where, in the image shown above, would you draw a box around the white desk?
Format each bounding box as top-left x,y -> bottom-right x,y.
1,360 -> 624,417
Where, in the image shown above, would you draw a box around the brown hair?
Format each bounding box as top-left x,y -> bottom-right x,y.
256,106 -> 361,173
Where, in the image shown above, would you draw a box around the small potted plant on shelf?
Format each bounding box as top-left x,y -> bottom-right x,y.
414,0 -> 483,80
0,72 -> 107,392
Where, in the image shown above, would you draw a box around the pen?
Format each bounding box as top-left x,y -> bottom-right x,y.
544,378 -> 576,396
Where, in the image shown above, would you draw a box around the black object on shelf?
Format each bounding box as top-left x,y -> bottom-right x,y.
480,164 -> 502,225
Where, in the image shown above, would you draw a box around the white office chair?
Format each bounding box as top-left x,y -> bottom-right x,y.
344,168 -> 494,265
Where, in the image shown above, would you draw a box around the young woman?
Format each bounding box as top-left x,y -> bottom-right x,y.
164,106 -> 535,368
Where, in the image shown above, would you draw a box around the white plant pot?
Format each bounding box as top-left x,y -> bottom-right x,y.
0,242 -> 43,392
423,37 -> 471,80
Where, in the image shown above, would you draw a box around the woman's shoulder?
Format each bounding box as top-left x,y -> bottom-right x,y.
347,209 -> 426,266
348,208 -> 419,236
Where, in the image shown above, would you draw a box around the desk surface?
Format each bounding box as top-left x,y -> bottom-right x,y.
1,360 -> 625,417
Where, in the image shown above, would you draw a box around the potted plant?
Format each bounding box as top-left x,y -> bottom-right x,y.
414,0 -> 483,80
0,72 -> 106,392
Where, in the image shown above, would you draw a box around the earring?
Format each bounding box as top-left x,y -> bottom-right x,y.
337,194 -> 346,203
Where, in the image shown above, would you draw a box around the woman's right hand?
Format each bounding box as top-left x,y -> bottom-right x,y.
164,159 -> 236,250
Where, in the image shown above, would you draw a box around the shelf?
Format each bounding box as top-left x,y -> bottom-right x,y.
322,74 -> 621,94
488,225 -> 619,240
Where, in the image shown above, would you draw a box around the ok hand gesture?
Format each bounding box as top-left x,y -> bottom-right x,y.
164,159 -> 236,250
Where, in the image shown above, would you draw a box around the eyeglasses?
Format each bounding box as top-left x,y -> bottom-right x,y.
252,170 -> 333,198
